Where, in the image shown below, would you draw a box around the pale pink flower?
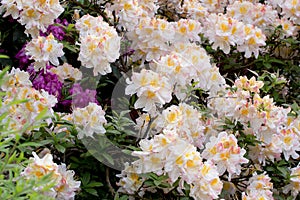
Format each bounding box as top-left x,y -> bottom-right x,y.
21,152 -> 80,200
1,0 -> 64,37
202,131 -> 249,180
71,102 -> 107,139
283,165 -> 300,197
242,172 -> 274,200
76,15 -> 121,76
25,34 -> 64,71
50,63 -> 82,82
125,69 -> 172,114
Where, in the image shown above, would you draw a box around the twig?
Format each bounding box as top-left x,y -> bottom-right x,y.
106,167 -> 116,196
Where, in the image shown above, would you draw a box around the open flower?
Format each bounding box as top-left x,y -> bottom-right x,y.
202,131 -> 249,180
21,152 -> 80,200
125,69 -> 172,114
25,34 -> 64,71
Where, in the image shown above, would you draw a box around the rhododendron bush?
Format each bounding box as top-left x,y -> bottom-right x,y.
0,0 -> 300,199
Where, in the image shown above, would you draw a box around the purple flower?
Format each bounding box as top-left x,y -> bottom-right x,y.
15,44 -> 31,69
31,69 -> 63,99
69,83 -> 99,108
40,19 -> 68,41
55,18 -> 69,26
69,83 -> 83,95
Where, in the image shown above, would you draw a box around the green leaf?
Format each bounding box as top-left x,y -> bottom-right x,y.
63,42 -> 79,53
119,195 -> 129,200
0,54 -> 9,59
269,58 -> 286,65
180,197 -> 190,200
66,24 -> 75,32
263,62 -> 272,69
56,132 -> 67,139
106,129 -> 121,135
18,142 -> 42,148
86,181 -> 103,187
84,188 -> 98,196
55,144 -> 66,153
81,173 -> 90,186
277,166 -> 288,178
143,180 -> 155,187
102,153 -> 114,165
35,107 -> 49,121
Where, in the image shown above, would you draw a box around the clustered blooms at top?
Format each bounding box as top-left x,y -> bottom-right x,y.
202,13 -> 266,58
21,152 -> 81,200
0,0 -> 64,37
75,15 -> 121,76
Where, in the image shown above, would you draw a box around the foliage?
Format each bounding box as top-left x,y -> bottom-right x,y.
0,0 -> 300,200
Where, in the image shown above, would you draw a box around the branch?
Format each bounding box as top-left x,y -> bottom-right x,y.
105,167 -> 116,196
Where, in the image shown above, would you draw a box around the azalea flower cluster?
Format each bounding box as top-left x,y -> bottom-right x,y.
63,102 -> 107,139
227,1 -> 298,37
21,152 -> 80,200
117,130 -> 223,199
278,0 -> 300,25
126,17 -> 175,61
283,165 -> 300,198
107,0 -> 158,31
1,68 -> 57,134
208,76 -> 300,165
242,173 -> 274,200
25,33 -> 64,71
203,13 -> 266,58
109,1 -> 204,61
121,71 -> 300,198
125,69 -> 172,114
150,103 -> 206,148
120,99 -> 250,199
49,63 -> 82,82
182,0 -> 209,20
0,0 -> 64,37
1,0 -> 299,199
75,14 -> 121,76
111,0 -> 299,60
202,131 -> 249,180
150,42 -> 225,98
227,1 -> 278,31
125,42 -> 226,114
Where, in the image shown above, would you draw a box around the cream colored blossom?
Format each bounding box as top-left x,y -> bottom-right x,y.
0,0 -> 64,37
50,63 -> 82,81
71,102 -> 107,139
25,34 -> 64,71
202,131 -> 249,180
21,152 -> 80,200
76,15 -> 121,76
125,69 -> 172,114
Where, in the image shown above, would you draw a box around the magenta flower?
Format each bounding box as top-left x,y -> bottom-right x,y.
40,19 -> 68,41
69,83 -> 99,108
31,67 -> 63,100
15,44 -> 32,69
